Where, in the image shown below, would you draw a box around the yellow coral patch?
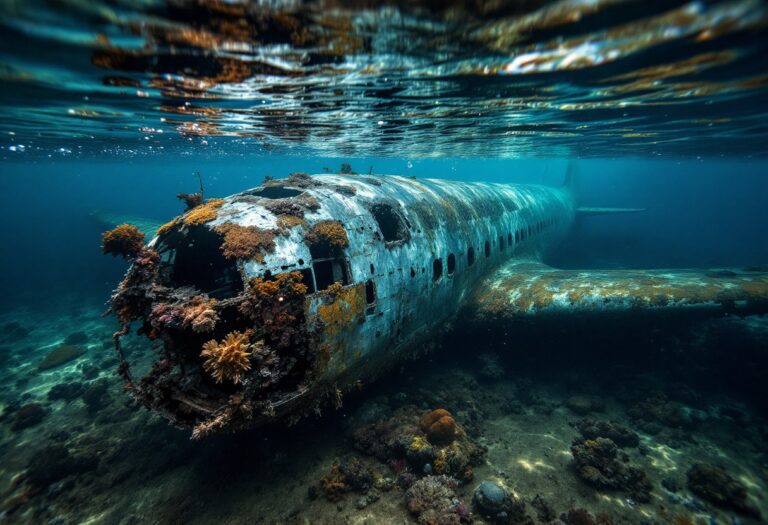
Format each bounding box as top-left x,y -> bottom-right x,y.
156,217 -> 180,236
316,283 -> 365,338
183,198 -> 224,225
200,330 -> 253,384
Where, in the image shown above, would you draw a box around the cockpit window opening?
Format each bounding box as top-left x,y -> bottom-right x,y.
312,257 -> 350,291
247,186 -> 304,199
156,225 -> 242,300
467,247 -> 475,266
410,267 -> 416,278
369,202 -> 409,243
299,268 -> 316,294
484,241 -> 491,258
499,236 -> 504,251
507,233 -> 512,246
432,258 -> 443,281
447,253 -> 456,275
370,263 -> 375,274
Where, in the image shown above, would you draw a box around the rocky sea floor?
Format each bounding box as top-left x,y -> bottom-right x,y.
0,297 -> 767,525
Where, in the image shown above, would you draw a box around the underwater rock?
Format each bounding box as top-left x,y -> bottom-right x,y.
404,475 -> 469,525
566,395 -> 603,415
351,405 -> 484,484
9,403 -> 47,431
530,494 -> 556,522
570,437 -> 652,503
576,419 -> 639,448
38,344 -> 86,371
319,458 -> 375,502
82,379 -> 112,414
1,321 -> 31,342
47,381 -> 85,401
560,508 -> 614,525
472,480 -> 532,525
420,408 -> 458,445
478,353 -> 505,379
686,463 -> 760,517
64,331 -> 88,345
473,480 -> 507,513
25,445 -> 98,489
627,392 -> 688,432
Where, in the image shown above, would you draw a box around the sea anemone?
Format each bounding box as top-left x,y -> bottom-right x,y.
101,224 -> 145,258
200,330 -> 254,384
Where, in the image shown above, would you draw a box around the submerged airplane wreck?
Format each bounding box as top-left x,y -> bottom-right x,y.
103,172 -> 768,437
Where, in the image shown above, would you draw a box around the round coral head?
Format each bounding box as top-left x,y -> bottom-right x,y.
420,409 -> 457,445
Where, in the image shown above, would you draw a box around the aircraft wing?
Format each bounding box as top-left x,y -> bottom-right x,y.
469,260 -> 768,320
89,209 -> 167,238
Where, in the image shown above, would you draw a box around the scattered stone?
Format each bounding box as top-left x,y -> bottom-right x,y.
47,381 -> 85,401
686,463 -> 760,518
64,331 -> 88,345
661,477 -> 680,493
566,395 -> 603,415
38,345 -> 86,371
1,321 -> 31,342
560,508 -> 614,525
530,494 -> 556,522
25,445 -> 98,489
473,481 -> 507,515
472,480 -> 532,524
9,403 -> 47,431
82,379 -> 111,414
576,419 -> 639,448
570,437 -> 652,503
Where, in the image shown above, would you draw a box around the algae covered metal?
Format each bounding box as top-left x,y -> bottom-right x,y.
107,172 -> 574,436
106,172 -> 768,437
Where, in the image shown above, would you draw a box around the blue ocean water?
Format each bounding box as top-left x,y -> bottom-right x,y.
1,157 -> 766,312
1,2 -> 768,524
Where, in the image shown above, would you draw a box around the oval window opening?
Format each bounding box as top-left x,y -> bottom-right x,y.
447,253 -> 456,275
484,241 -> 491,258
432,258 -> 443,282
467,247 -> 475,267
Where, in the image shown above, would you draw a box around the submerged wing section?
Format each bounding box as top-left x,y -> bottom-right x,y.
90,209 -> 166,238
470,260 -> 768,320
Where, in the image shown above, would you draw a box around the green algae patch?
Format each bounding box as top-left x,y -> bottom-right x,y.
38,344 -> 86,371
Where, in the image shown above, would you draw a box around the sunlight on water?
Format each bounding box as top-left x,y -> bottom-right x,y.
1,0 -> 767,157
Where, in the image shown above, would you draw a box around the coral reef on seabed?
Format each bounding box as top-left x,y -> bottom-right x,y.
0,307 -> 767,524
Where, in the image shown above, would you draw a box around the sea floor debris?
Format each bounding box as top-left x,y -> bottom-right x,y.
0,301 -> 766,524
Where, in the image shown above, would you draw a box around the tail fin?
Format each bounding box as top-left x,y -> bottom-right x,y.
562,161 -> 577,193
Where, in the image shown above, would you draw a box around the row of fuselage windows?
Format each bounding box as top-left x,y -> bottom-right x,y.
431,215 -> 559,282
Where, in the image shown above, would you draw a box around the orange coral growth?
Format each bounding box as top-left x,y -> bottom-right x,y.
101,224 -> 145,258
276,215 -> 306,233
320,464 -> 348,502
215,223 -> 276,262
248,272 -> 308,301
200,330 -> 254,384
304,220 -> 349,253
156,217 -> 180,236
182,198 -> 224,225
420,409 -> 458,445
181,296 -> 219,333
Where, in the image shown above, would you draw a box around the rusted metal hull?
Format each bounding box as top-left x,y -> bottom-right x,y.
109,173 -> 576,436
